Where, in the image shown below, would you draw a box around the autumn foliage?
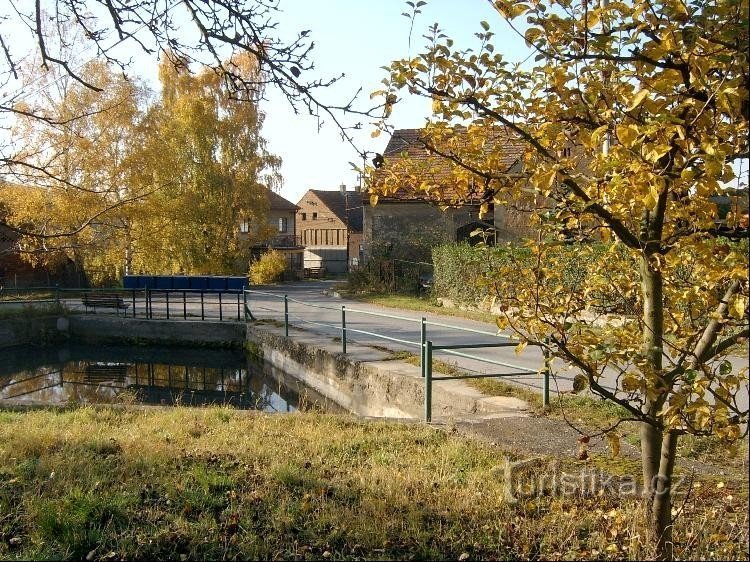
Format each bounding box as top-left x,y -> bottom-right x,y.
373,0 -> 748,556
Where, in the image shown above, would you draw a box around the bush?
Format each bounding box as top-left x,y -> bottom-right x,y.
432,242 -> 639,315
432,243 -> 533,306
248,250 -> 286,285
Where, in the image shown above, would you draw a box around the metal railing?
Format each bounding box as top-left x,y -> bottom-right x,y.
1,285 -> 551,422
243,288 -> 551,421
0,286 -> 246,322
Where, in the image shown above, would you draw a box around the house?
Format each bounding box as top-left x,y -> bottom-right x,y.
364,127 -> 535,262
296,186 -> 364,274
242,189 -> 304,279
0,222 -> 84,287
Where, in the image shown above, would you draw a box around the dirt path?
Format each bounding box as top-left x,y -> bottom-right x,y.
453,413 -> 742,479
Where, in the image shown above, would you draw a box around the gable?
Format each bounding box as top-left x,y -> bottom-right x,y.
370,126 -> 526,205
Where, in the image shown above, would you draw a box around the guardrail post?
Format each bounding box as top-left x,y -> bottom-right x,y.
243,291 -> 248,321
146,288 -> 151,319
284,294 -> 289,337
183,291 -> 187,319
236,292 -> 240,321
341,305 -> 347,354
420,317 -> 427,378
219,292 -> 223,321
201,291 -> 205,320
542,338 -> 551,408
425,340 -> 433,423
54,284 -> 60,305
165,291 -> 170,320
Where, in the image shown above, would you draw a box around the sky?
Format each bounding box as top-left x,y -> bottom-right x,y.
0,0 -> 529,205
257,0 -> 529,204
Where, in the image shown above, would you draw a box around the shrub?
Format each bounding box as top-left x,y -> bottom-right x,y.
248,250 -> 286,285
432,241 -> 640,315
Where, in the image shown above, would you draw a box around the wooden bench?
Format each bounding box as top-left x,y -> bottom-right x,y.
304,267 -> 326,279
82,293 -> 129,315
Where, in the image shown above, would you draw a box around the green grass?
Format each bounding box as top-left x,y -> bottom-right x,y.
0,406 -> 747,561
337,289 -> 498,324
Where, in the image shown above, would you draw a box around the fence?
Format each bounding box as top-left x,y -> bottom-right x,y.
1,285 -> 551,422
243,288 -> 551,422
0,286 -> 245,322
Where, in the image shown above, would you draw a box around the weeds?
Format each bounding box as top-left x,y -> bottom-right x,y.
0,407 -> 746,560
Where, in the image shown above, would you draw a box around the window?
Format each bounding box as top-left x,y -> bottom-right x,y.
239,219 -> 250,233
312,212 -> 317,220
278,217 -> 288,233
562,146 -> 572,158
301,213 -> 307,221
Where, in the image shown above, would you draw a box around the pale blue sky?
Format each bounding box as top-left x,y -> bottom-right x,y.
1,0 -> 529,203
260,0 -> 529,203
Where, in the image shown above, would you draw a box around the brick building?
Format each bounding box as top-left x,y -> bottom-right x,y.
296,187 -> 364,274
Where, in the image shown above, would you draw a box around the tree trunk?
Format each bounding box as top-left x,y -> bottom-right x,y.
640,253 -> 677,559
652,430 -> 678,560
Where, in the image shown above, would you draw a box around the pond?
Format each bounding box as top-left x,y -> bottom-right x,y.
0,344 -> 330,413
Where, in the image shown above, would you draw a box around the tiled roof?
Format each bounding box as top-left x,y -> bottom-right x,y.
268,189 -> 300,211
370,126 -> 526,203
308,189 -> 363,232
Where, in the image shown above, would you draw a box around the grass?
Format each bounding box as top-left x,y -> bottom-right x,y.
392,350 -> 748,472
337,289 -> 498,324
0,302 -> 69,319
0,406 -> 747,561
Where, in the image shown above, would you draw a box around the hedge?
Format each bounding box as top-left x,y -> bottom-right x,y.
431,242 -> 637,314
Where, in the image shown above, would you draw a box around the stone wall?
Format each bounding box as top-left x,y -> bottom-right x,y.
0,316 -> 61,348
363,201 -> 478,262
67,317 -> 246,347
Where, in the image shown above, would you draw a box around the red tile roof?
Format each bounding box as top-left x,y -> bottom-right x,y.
370,126 -> 526,204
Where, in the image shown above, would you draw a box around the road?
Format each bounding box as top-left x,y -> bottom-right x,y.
51,280 -> 748,410
245,281 -> 622,396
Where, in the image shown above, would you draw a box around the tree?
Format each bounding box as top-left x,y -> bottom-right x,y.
372,0 -> 749,558
129,54 -> 280,274
1,1 -> 375,247
2,58 -> 149,283
2,50 -> 279,279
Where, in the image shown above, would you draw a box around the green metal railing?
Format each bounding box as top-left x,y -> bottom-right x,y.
243,288 -> 551,422
0,286 -> 245,322
1,285 -> 552,422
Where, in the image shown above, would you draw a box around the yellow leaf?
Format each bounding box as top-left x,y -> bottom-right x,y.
371,129 -> 381,138
369,194 -> 379,206
591,124 -> 609,146
625,88 -> 649,112
732,296 -> 746,319
496,316 -> 509,330
642,191 -> 657,208
615,124 -> 639,147
607,433 -> 621,457
515,340 -> 528,355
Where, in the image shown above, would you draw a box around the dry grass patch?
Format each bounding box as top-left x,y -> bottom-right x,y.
0,407 -> 747,560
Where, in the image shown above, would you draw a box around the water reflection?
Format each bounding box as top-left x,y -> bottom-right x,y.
0,344 -> 313,412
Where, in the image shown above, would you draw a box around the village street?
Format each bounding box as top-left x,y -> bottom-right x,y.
241,280 -> 750,413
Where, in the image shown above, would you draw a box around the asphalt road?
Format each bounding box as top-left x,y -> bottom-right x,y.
51,280 -> 748,411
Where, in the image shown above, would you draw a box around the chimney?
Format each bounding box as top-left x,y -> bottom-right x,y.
339,183 -> 346,195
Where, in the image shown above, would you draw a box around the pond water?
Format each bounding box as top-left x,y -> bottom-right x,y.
0,344 -> 326,412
